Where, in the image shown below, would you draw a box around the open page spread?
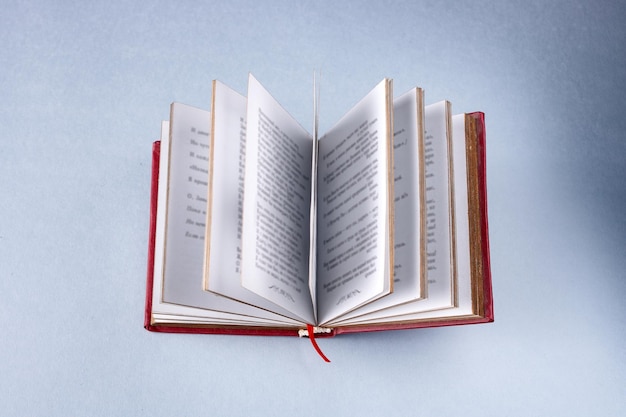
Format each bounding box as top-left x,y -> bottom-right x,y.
148,74 -> 490,332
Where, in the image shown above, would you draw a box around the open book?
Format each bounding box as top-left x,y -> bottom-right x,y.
145,74 -> 492,338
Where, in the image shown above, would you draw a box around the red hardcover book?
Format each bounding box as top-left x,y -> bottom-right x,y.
145,88 -> 492,342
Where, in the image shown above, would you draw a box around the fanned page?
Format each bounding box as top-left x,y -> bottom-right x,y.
307,74 -> 321,321
240,74 -> 315,324
315,79 -> 394,325
424,101 -> 457,308
325,87 -> 425,324
331,100 -> 456,325
203,81 -> 309,323
448,114 -> 473,315
152,103 -> 301,327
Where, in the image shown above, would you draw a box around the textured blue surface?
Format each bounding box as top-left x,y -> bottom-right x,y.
1,1 -> 625,415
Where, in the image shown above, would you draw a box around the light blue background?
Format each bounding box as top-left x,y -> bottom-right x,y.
1,1 -> 625,415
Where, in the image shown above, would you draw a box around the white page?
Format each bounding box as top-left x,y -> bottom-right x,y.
155,103 -> 301,326
449,113 -> 472,313
326,87 -> 425,324
240,74 -> 315,324
203,80 -> 249,293
205,80 -> 310,322
390,88 -> 424,299
307,74 -> 321,322
316,79 -> 393,324
422,100 -> 456,307
161,103 -> 213,305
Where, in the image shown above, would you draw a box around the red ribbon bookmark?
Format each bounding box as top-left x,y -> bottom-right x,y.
306,324 -> 331,363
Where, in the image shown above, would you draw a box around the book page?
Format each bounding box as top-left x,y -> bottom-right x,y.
156,103 -> 301,326
307,73 -> 321,322
325,87 -> 425,324
330,100 -> 456,325
161,103 -> 213,305
423,100 -> 456,307
390,88 -> 425,298
203,81 -> 248,292
316,79 -> 393,324
204,80 -> 309,322
240,74 -> 314,323
449,114 -> 472,313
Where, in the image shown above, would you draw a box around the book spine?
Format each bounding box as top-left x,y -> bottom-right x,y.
469,112 -> 494,321
144,141 -> 161,330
